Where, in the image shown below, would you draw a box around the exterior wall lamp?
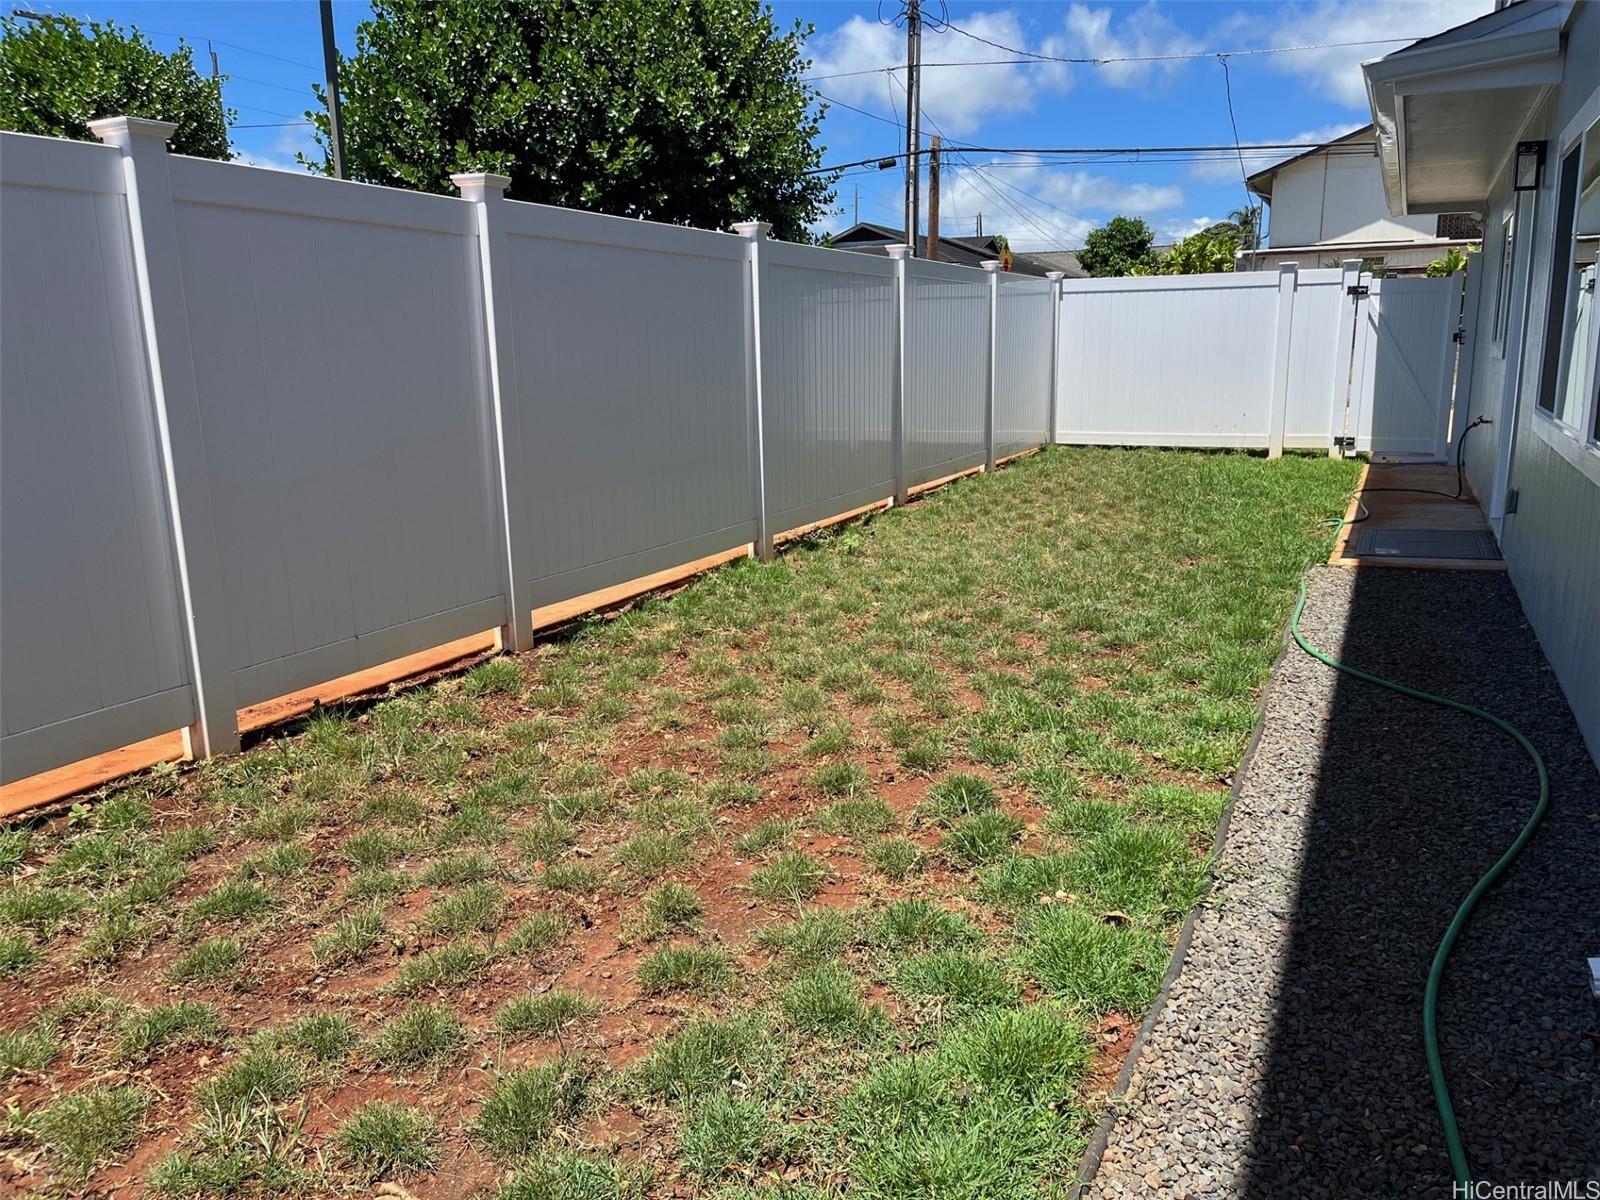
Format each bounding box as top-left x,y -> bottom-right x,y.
1514,140 -> 1546,192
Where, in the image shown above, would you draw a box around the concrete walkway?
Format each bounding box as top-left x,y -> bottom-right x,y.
1085,566 -> 1599,1199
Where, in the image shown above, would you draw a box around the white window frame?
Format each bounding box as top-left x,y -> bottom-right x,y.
1530,85 -> 1600,486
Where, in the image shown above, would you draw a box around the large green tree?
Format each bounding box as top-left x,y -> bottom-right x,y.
0,15 -> 230,158
1077,216 -> 1159,277
313,0 -> 833,241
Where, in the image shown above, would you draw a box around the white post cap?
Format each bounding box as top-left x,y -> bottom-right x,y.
980,259 -> 1002,273
88,116 -> 178,148
732,220 -> 772,239
1045,270 -> 1066,282
451,172 -> 512,199
884,243 -> 911,260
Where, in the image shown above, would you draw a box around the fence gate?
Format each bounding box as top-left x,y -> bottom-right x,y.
1347,272 -> 1465,460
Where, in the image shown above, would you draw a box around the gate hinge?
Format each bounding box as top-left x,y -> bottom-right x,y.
1333,435 -> 1355,449
1453,327 -> 1466,343
1347,284 -> 1370,298
1504,487 -> 1520,515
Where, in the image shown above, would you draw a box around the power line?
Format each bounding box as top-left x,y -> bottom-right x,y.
899,80 -> 1059,250
226,73 -> 316,97
136,27 -> 322,72
801,33 -> 1425,81
808,142 -> 1375,176
1216,55 -> 1254,204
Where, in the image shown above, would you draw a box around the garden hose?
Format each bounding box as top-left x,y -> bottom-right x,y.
1289,575 -> 1550,1188
1342,416 -> 1492,526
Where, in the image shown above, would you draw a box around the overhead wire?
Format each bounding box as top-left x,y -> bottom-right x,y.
801,33 -> 1427,81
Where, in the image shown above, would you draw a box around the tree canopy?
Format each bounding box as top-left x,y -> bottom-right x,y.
313,0 -> 834,241
1077,216 -> 1159,277
0,15 -> 231,158
1154,228 -> 1239,275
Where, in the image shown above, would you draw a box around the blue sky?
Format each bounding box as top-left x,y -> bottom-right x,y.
26,0 -> 1491,248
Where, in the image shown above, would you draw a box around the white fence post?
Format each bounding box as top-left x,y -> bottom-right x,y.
981,260 -> 1001,469
887,243 -> 910,505
1330,258 -> 1363,457
90,116 -> 240,761
1046,270 -> 1065,446
734,220 -> 773,562
1450,251 -> 1483,452
1268,261 -> 1298,460
453,173 -> 533,652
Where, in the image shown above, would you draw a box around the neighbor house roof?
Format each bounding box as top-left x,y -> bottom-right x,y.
828,222 -> 1053,276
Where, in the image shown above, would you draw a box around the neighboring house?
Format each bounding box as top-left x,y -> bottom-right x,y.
1017,249 -> 1088,279
829,222 -> 1055,276
1244,125 -> 1483,274
1363,0 -> 1600,757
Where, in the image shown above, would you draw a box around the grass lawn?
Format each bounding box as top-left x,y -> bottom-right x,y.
0,446 -> 1358,1197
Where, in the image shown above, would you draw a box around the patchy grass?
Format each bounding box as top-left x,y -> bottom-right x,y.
334,1102 -> 438,1182
496,990 -> 598,1039
636,944 -> 733,995
0,448 -> 1357,1192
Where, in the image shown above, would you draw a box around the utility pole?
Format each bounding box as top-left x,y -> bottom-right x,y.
207,42 -> 226,132
319,0 -> 347,180
926,135 -> 941,260
903,0 -> 921,257
976,213 -> 983,238
854,184 -> 859,227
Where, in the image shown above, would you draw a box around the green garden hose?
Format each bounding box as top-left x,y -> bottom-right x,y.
1289,575 -> 1550,1189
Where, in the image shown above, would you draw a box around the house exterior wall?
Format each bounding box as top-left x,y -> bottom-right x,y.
1268,150 -> 1439,248
1250,243 -> 1470,274
1454,2 -> 1600,763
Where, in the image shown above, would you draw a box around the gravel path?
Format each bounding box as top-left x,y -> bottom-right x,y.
1085,566 -> 1599,1199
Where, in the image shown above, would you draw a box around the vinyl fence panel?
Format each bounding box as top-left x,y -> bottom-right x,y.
20,124 -> 1376,790
1056,273 -> 1283,447
500,202 -> 756,606
995,277 -> 1055,458
758,240 -> 898,531
1283,269 -> 1348,445
167,157 -> 507,708
0,133 -> 195,783
904,259 -> 989,485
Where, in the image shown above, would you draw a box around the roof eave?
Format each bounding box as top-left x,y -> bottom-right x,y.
1362,5 -> 1565,216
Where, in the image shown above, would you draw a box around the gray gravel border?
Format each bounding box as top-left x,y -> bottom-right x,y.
1077,565 -> 1600,1199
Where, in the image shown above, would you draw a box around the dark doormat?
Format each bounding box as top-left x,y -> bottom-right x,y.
1348,528 -> 1502,560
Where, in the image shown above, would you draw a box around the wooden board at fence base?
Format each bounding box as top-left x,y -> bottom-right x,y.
1,448 -> 1046,817
0,731 -> 187,820
0,630 -> 500,819
530,545 -> 753,629
1330,461 -> 1506,572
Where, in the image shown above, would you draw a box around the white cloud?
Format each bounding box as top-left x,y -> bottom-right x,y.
1043,3 -> 1201,89
1246,0 -> 1492,109
1187,122 -> 1366,182
233,124 -> 320,173
933,158 -> 1185,250
810,11 -> 1067,137
808,3 -> 1203,138
1157,215 -> 1221,242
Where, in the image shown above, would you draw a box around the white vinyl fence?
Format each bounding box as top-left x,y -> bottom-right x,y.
0,121 -> 1060,785
1055,262 -> 1467,458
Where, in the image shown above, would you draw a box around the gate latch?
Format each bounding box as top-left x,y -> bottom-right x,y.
1453,327 -> 1466,343
1347,284 -> 1370,298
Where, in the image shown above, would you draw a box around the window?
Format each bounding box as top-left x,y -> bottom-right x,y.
1537,117 -> 1599,437
1492,209 -> 1516,350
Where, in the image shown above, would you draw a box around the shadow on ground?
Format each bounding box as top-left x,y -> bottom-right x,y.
1240,568 -> 1599,1196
